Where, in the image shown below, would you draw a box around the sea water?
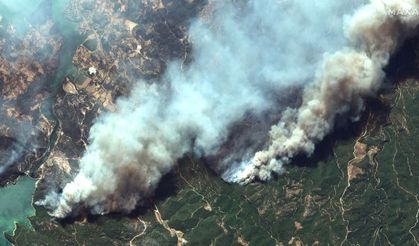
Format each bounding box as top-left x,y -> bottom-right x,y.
0,176 -> 36,246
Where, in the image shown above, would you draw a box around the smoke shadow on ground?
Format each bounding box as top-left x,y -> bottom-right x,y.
289,97 -> 391,170
56,153 -> 221,225
286,33 -> 419,170
384,34 -> 419,81
57,33 -> 419,225
56,170 -> 179,225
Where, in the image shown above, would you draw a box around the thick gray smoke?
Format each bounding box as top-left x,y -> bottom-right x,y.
40,0 -> 419,217
233,0 -> 419,183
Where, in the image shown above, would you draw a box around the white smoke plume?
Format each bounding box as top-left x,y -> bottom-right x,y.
233,0 -> 419,183
39,0 -> 419,217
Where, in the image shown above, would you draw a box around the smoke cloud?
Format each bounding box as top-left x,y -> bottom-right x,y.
39,0 -> 419,217
0,1 -> 61,176
233,0 -> 419,183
